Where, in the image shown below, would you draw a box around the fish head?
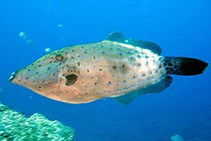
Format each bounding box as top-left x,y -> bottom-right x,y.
9,48 -> 78,101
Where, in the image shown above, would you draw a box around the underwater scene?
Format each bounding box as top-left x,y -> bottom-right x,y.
1,0 -> 211,140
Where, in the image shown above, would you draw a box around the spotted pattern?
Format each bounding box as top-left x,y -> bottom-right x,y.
12,39 -> 167,104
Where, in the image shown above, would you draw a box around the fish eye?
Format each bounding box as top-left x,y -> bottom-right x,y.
55,55 -> 63,61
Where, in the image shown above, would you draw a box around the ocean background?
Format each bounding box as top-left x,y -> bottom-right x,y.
0,0 -> 211,140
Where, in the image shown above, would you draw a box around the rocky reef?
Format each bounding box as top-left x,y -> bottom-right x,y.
0,102 -> 74,140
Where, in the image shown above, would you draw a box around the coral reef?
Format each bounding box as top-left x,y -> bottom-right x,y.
0,103 -> 74,140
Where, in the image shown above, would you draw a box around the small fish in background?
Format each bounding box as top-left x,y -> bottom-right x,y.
18,32 -> 35,46
45,48 -> 52,53
19,32 -> 27,39
45,3 -> 51,7
9,32 -> 209,105
26,39 -> 34,46
58,24 -> 64,29
171,134 -> 184,141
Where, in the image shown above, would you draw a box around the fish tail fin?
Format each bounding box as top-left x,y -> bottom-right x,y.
164,57 -> 209,75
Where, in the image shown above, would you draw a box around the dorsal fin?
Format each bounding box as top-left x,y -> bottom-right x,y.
105,31 -> 162,55
105,31 -> 127,43
113,76 -> 173,105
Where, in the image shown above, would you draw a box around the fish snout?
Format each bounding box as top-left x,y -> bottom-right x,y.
9,71 -> 17,82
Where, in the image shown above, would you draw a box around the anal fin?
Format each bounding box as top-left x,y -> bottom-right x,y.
113,76 -> 173,105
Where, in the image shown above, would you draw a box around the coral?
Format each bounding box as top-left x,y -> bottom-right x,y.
0,103 -> 74,140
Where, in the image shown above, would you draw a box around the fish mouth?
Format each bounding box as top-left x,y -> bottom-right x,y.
9,71 -> 17,82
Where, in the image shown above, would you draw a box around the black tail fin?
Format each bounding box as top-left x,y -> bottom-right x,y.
164,57 -> 209,75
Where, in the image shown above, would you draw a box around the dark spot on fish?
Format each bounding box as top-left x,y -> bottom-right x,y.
58,86 -> 60,88
65,74 -> 78,86
174,65 -> 179,68
100,45 -> 104,48
120,65 -> 129,74
122,64 -> 125,68
95,82 -> 97,85
51,57 -> 54,59
26,77 -> 28,80
71,56 -> 75,59
31,64 -> 34,66
47,67 -> 51,70
36,72 -> 38,75
159,64 -> 163,69
168,63 -> 173,66
170,68 -> 174,72
39,86 -> 41,88
85,93 -> 88,95
129,56 -> 135,60
77,62 -> 80,66
112,65 -> 117,69
87,69 -> 89,72
28,69 -> 30,71
72,49 -> 75,52
78,55 -> 80,57
99,69 -> 102,71
143,74 -> 146,76
93,56 -> 96,59
38,65 -> 42,67
133,76 -> 136,78
145,56 -> 149,59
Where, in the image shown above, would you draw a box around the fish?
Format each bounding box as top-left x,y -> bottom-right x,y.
9,32 -> 209,105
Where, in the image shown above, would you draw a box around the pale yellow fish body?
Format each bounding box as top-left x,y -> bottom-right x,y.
9,32 -> 208,104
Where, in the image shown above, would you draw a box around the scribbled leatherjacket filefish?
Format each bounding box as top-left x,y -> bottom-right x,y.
9,32 -> 209,105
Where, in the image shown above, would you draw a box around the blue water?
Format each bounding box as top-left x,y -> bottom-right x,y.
1,0 -> 211,140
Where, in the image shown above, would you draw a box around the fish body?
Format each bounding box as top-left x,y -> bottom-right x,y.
9,32 -> 208,104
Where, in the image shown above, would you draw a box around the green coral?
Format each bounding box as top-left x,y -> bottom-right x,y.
0,103 -> 74,140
